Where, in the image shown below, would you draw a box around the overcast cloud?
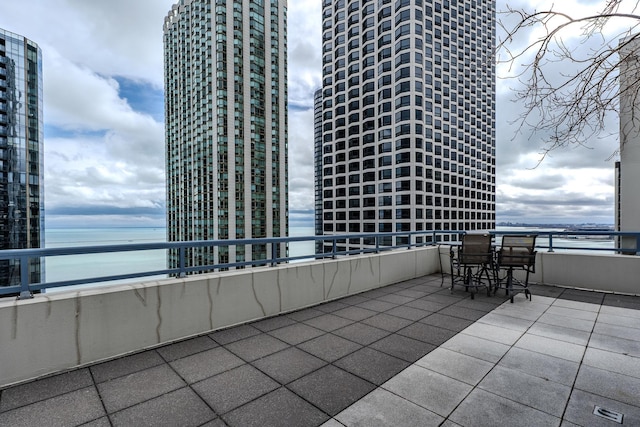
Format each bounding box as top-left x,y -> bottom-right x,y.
0,0 -> 623,228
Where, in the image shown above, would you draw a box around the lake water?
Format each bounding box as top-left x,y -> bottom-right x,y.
44,226 -> 316,287
44,226 -> 613,288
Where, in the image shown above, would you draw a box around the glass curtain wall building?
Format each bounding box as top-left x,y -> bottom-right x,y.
0,29 -> 44,287
164,0 -> 288,271
316,0 -> 496,253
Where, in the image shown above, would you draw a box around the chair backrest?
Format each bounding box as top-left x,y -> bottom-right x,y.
459,233 -> 492,264
499,235 -> 537,267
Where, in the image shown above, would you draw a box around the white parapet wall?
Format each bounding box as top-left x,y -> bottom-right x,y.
0,246 -> 441,388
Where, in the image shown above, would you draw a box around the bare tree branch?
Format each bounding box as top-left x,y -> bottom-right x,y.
497,1 -> 640,162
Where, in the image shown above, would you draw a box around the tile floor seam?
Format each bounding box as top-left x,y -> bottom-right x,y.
556,296 -> 601,424
87,362 -> 111,426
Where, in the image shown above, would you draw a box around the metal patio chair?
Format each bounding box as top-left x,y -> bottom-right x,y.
496,235 -> 537,303
450,233 -> 494,299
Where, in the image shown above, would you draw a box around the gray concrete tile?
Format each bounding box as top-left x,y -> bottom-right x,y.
546,305 -> 598,322
476,311 -> 534,332
478,365 -> 572,417
422,292 -> 464,306
602,294 -> 640,310
286,307 -> 324,322
419,312 -> 474,332
361,313 -> 414,332
334,347 -> 410,385
527,322 -> 591,346
252,347 -> 326,384
384,305 -> 431,321
225,333 -> 290,362
267,322 -> 325,345
251,315 -> 297,332
588,332 -> 640,358
355,299 -> 398,312
375,294 -> 414,305
209,324 -> 261,345
97,364 -> 185,413
537,312 -> 596,332
449,388 -> 561,427
223,387 -> 329,427
397,323 -> 458,346
199,418 -> 227,427
156,336 -> 218,362
597,312 -> 640,329
499,347 -> 579,386
583,347 -> 640,379
454,298 -> 500,313
593,322 -> 640,342
600,304 -> 640,320
552,298 -> 600,312
333,322 -> 390,346
415,347 -> 494,386
80,417 -> 111,427
382,364 -> 472,417
515,333 -> 585,363
369,333 -> 436,362
319,420 -> 343,427
405,298 -> 446,312
339,294 -> 371,306
396,289 -> 429,298
192,364 -> 280,414
460,322 -> 524,345
297,332 -> 362,362
0,387 -> 105,427
564,388 -> 640,427
315,300 -> 350,313
170,346 -> 244,384
288,365 -> 375,416
110,387 -> 215,427
441,333 -> 511,363
437,305 -> 488,321
0,368 -> 93,412
90,350 -> 164,383
304,313 -> 355,332
331,306 -> 378,321
574,364 -> 640,407
493,303 -> 549,321
558,289 -> 604,305
335,388 -> 444,426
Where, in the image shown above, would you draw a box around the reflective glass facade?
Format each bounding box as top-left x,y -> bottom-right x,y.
0,29 -> 44,286
316,0 -> 496,252
164,0 -> 288,271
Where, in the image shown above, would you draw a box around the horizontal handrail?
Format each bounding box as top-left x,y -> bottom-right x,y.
1,230 -> 638,299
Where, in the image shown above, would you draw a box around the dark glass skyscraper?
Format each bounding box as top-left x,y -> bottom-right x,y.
316,0 -> 496,253
163,1 -> 288,270
0,28 -> 44,286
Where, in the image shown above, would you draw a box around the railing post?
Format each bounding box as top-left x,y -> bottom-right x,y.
17,254 -> 33,300
547,234 -> 554,252
332,239 -> 337,259
271,242 -> 277,266
179,247 -> 186,277
375,236 -> 380,253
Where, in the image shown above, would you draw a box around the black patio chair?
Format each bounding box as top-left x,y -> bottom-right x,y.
496,235 -> 537,303
450,233 -> 494,299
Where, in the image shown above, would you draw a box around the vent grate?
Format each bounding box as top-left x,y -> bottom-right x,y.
593,406 -> 623,424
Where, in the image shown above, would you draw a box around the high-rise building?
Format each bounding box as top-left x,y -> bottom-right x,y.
616,36 -> 640,254
0,29 -> 44,287
163,0 -> 288,270
316,0 -> 496,253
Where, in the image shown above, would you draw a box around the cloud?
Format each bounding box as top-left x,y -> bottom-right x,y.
0,0 -> 621,229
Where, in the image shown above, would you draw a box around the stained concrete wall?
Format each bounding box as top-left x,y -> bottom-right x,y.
0,247 -> 440,388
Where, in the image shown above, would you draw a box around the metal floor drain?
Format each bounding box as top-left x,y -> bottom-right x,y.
594,406 -> 623,423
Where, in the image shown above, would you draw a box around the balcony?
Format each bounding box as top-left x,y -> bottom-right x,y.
1,234 -> 639,425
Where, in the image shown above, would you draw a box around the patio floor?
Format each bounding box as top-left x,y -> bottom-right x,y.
1,274 -> 639,426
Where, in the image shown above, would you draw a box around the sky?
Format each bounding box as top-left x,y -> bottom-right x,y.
0,0 -> 627,229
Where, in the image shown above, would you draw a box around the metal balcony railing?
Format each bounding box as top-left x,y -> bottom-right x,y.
1,230 -> 638,299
